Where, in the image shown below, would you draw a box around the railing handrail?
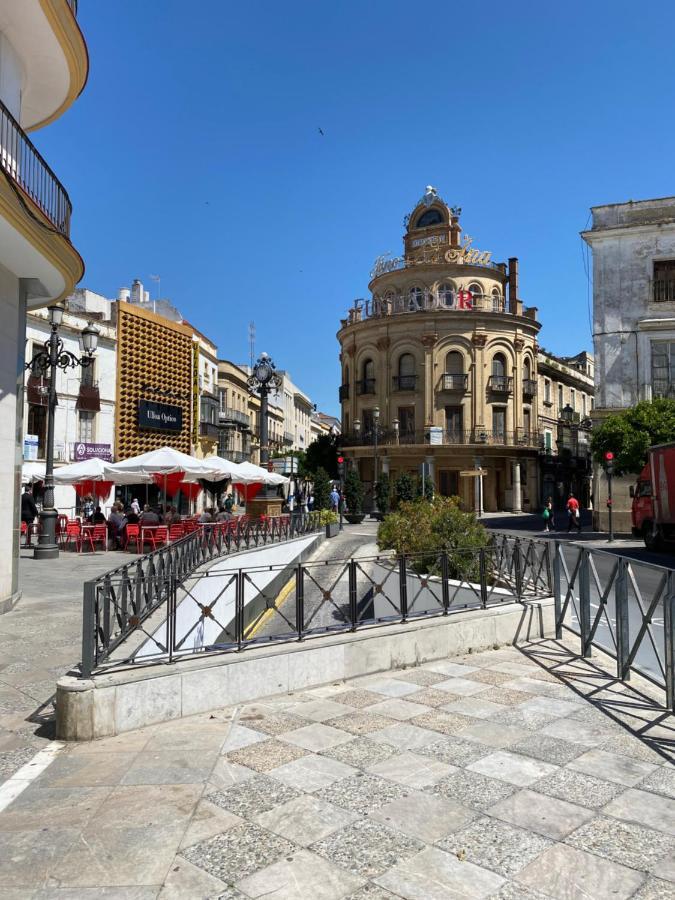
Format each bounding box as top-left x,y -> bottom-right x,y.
0,96 -> 72,236
340,428 -> 540,448
219,407 -> 250,426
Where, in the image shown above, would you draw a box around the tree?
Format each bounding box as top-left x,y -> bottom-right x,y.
344,468 -> 364,514
377,496 -> 490,579
393,472 -> 415,508
375,472 -> 391,515
417,472 -> 434,501
591,399 -> 675,476
312,467 -> 332,510
304,434 -> 338,479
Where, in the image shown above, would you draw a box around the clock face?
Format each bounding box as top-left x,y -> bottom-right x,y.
255,361 -> 272,383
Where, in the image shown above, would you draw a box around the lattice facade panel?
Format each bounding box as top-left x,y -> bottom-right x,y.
116,303 -> 193,459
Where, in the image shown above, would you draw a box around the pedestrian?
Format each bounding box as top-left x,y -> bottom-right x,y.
82,493 -> 95,521
139,504 -> 160,526
21,485 -> 39,546
224,493 -> 234,514
543,496 -> 554,532
330,485 -> 340,513
108,502 -> 127,549
130,497 -> 141,516
91,505 -> 107,524
566,493 -> 582,533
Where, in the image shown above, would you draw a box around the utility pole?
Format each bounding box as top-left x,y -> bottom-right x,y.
604,451 -> 614,543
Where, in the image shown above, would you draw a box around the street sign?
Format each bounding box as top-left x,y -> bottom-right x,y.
460,469 -> 485,477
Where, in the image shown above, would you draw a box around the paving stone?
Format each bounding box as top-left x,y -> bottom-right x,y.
441,696 -> 507,719
466,668 -> 516,686
568,747 -> 657,787
408,687 -> 460,707
311,818 -> 424,879
409,709 -> 477,735
237,709 -> 308,736
390,667 -> 448,686
366,750 -> 457,789
0,745 -> 38,779
220,724 -> 267,753
38,887 -> 163,899
488,788 -> 594,840
431,770 -> 517,811
599,730 -> 669,765
178,798 -> 242,849
236,847 -> 365,899
476,687 -> 532,706
632,876 -> 675,899
287,698 -> 353,722
532,769 -> 625,809
489,707 -> 558,732
439,816 -> 552,877
207,774 -> 300,818
434,676 -> 490,696
458,720 -> 526,749
208,758 -> 256,792
118,749 -> 218,786
270,752 -> 357,792
638,765 -> 675,799
324,712 -> 398,736
517,695 -> 581,718
509,733 -> 586,767
361,677 -> 422,698
345,885 -> 401,900
490,883 -> 557,900
423,661 -> 480,678
516,842 -> 645,899
417,735 -> 491,767
181,821 -> 295,883
372,789 -> 476,842
281,722 -> 355,752
468,750 -> 558,787
0,785 -> 110,831
366,698 -> 432,720
540,717 -> 615,747
369,722 -> 445,752
320,737 -> 398,769
374,845 -> 505,898
314,772 -> 409,813
92,783 -> 203,829
255,793 -> 357,845
330,690 -> 384,709
603,787 -> 675,836
226,738 -> 308,772
158,856 -> 231,898
565,815 -> 674,872
35,751 -> 140,788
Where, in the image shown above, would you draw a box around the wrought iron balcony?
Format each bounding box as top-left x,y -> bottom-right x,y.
487,375 -> 513,393
392,375 -> 417,391
651,279 -> 675,302
356,378 -> 376,396
341,427 -> 539,448
522,379 -> 537,399
218,407 -> 250,428
339,384 -> 350,401
199,421 -> 219,440
284,431 -> 294,444
0,97 -> 72,236
439,373 -> 468,391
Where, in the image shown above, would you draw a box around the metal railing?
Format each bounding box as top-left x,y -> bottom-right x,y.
392,375 -> 417,391
80,532 -> 552,676
341,428 -> 539,448
199,421 -> 219,439
651,279 -> 675,303
439,373 -> 468,391
553,542 -> 675,710
339,384 -> 350,401
522,379 -> 537,397
488,375 -> 513,393
81,514 -> 323,677
0,97 -> 72,236
219,408 -> 250,427
356,378 -> 376,395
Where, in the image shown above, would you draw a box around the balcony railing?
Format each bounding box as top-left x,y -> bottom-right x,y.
341,428 -> 539,448
219,407 -> 250,428
488,375 -> 513,393
356,378 -> 376,396
0,98 -> 72,237
522,379 -> 537,398
339,384 -> 350,401
651,279 -> 675,302
439,373 -> 468,391
392,375 -> 417,391
199,421 -> 219,440
226,449 -> 252,463
284,431 -> 294,444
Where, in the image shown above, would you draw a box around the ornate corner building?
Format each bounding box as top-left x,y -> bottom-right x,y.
338,186 -> 548,512
0,0 -> 88,610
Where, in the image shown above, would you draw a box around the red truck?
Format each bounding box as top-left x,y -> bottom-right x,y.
631,442 -> 675,549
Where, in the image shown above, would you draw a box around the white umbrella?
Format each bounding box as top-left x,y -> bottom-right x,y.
53,457 -> 140,485
22,462 -> 46,484
104,446 -> 218,480
233,462 -> 289,486
197,455 -> 245,481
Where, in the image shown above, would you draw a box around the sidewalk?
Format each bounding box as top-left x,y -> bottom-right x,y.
0,639 -> 672,897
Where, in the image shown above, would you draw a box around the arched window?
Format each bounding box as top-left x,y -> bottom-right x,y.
359,358 -> 375,395
490,352 -> 510,393
468,282 -> 483,300
438,283 -> 455,307
523,357 -> 531,381
415,208 -> 444,228
492,353 -> 506,378
408,286 -> 424,311
397,353 -> 416,390
445,351 -> 464,374
491,288 -> 503,312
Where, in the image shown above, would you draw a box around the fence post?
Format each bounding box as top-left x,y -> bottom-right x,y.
399,555 -> 408,623
296,565 -> 304,641
615,557 -> 630,683
349,559 -> 358,630
579,548 -> 592,658
167,574 -> 176,664
553,541 -> 562,639
479,549 -> 488,609
236,569 -> 244,651
514,538 -> 523,600
81,580 -> 96,678
440,551 -> 450,615
664,571 -> 675,713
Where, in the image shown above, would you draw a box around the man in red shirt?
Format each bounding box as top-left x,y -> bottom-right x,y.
566,494 -> 581,533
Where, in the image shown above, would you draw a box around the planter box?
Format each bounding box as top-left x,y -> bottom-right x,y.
325,522 -> 339,538
344,513 -> 365,524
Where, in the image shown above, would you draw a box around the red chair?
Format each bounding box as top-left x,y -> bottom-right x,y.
124,524 -> 141,552
168,524 -> 185,542
146,526 -> 168,550
63,522 -> 82,552
91,524 -> 108,552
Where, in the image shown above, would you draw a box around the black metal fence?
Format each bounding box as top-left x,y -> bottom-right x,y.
81,514 -> 322,677
80,532 -> 552,677
553,542 -> 675,711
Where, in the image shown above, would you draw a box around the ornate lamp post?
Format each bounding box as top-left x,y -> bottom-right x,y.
247,353 -> 282,499
371,406 -> 380,518
26,304 -> 99,559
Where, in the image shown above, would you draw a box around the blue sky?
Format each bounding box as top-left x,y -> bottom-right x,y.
38,1 -> 675,415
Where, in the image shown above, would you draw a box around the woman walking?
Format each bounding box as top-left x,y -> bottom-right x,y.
542,496 -> 554,532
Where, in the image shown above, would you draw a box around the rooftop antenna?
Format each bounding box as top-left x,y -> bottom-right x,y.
249,321 -> 255,370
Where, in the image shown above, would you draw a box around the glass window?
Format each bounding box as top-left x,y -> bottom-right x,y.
398,406 -> 415,441
544,430 -> 553,450
81,360 -> 95,387
445,406 -> 463,439
415,209 -> 443,227
523,358 -> 531,381
652,341 -> 675,397
492,407 -> 506,442
544,380 -> 551,402
438,283 -> 455,307
363,359 -> 375,381
398,354 -> 415,377
78,410 -> 95,442
408,286 -> 424,311
492,354 -> 506,378
582,394 -> 587,416
445,351 -> 464,374
27,404 -> 47,458
558,384 -> 564,410
468,282 -> 483,299
570,389 -> 575,410
491,288 -> 503,312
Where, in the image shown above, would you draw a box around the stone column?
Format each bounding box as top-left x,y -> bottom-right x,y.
513,336 -> 524,436
421,333 -> 438,429
425,454 -> 435,492
512,459 -> 522,513
377,336 -> 390,423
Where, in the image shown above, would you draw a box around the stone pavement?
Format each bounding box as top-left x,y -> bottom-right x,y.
0,639 -> 673,898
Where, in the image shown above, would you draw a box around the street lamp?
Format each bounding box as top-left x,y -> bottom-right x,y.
26,305 -> 99,559
371,406 -> 380,518
248,353 -> 282,501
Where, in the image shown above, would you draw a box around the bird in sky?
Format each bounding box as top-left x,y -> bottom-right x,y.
318,127 -> 324,136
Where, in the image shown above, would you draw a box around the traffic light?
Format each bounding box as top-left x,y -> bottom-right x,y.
604,450 -> 614,478
337,454 -> 345,480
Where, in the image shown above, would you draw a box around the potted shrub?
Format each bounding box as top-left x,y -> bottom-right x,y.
319,509 -> 339,538
344,468 -> 365,524
375,472 -> 391,519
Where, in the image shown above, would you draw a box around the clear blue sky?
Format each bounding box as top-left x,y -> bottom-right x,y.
37,0 -> 675,415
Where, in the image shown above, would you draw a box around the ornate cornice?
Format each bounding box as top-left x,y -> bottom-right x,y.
471,332 -> 487,348
420,333 -> 438,349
